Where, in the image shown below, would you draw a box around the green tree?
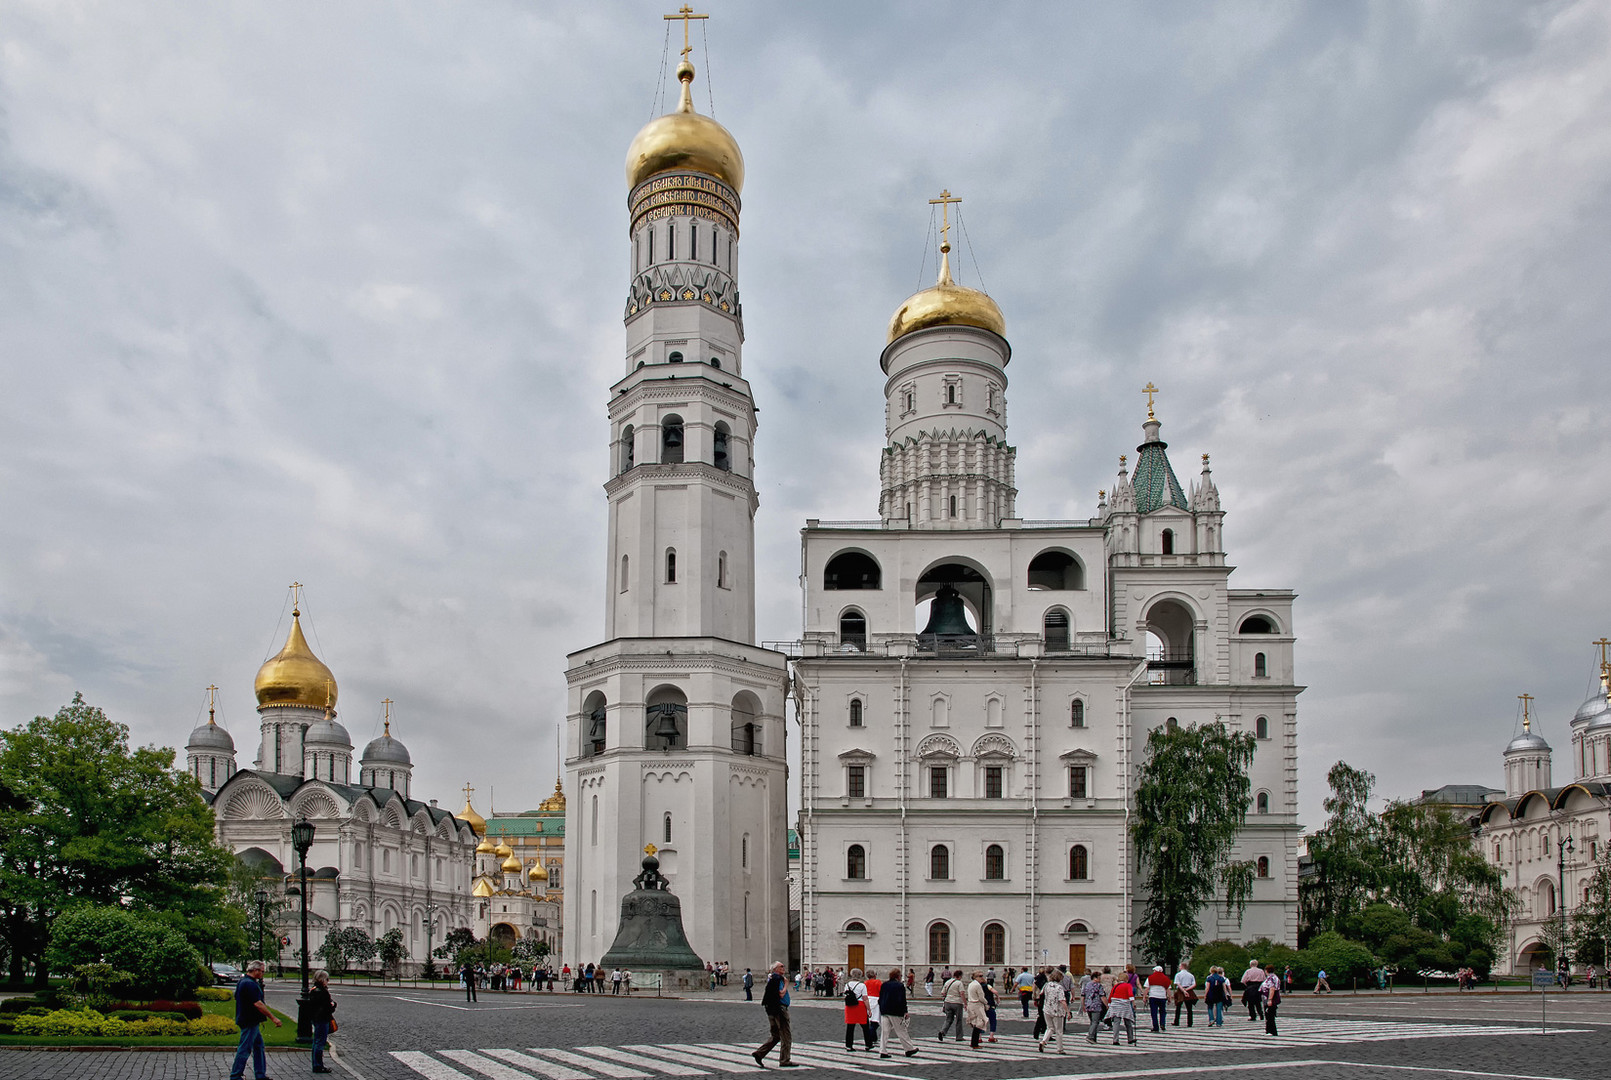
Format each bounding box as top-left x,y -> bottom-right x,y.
1300,931 -> 1374,984
434,927 -> 478,963
317,927 -> 375,976
1571,846 -> 1611,967
1300,762 -> 1382,941
1131,720 -> 1258,969
0,694 -> 235,987
376,928 -> 408,975
511,938 -> 550,963
46,903 -> 205,997
227,858 -> 290,966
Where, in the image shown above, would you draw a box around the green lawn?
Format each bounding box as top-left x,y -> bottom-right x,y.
0,1002 -> 297,1048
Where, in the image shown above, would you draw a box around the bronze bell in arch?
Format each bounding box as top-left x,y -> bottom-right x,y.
922,584 -> 974,637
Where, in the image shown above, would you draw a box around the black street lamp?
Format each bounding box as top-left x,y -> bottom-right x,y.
1557,829 -> 1574,982
291,818 -> 316,1044
254,888 -> 269,967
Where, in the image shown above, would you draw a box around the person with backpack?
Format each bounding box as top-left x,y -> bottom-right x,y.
753,960 -> 798,1068
1261,968 -> 1282,1035
843,967 -> 874,1051
1203,966 -> 1230,1026
936,970 -> 967,1042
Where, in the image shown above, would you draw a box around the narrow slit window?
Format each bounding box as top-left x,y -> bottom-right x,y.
1161,528 -> 1174,555
664,812 -> 673,845
665,548 -> 677,583
1071,700 -> 1085,727
690,222 -> 697,261
668,222 -> 675,260
849,699 -> 863,727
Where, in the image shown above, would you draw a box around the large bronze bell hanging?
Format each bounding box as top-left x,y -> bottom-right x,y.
921,584 -> 974,637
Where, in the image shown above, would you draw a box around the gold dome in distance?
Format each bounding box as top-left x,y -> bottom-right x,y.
527,862 -> 549,883
475,836 -> 496,855
625,59 -> 744,193
887,243 -> 1006,346
501,853 -> 522,873
538,777 -> 566,813
493,839 -> 513,858
254,610 -> 337,709
456,798 -> 487,837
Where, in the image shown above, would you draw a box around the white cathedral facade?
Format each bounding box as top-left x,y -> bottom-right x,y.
562,52 -> 790,974
188,606 -> 477,971
1478,655 -> 1611,973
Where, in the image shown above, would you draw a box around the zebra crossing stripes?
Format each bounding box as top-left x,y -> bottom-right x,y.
390,1020 -> 1582,1080
579,1046 -> 708,1075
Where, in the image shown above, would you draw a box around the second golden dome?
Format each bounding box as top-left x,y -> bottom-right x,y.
254,613 -> 337,709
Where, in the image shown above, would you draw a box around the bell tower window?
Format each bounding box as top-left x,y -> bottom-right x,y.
690,222 -> 697,261
713,422 -> 731,470
1161,528 -> 1174,554
620,555 -> 629,593
661,415 -> 684,463
620,424 -> 634,473
665,549 -> 677,583
667,222 -> 675,260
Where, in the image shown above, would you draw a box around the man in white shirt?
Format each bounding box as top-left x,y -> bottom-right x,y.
1171,962 -> 1197,1027
1240,962 -> 1265,1021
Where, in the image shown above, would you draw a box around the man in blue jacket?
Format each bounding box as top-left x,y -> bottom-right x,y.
753,960 -> 799,1067
877,968 -> 920,1058
229,960 -> 283,1080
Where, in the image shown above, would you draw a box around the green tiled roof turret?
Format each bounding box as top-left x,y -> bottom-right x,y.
1133,418 -> 1187,513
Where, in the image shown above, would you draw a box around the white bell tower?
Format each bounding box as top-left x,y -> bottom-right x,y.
563,20 -> 788,978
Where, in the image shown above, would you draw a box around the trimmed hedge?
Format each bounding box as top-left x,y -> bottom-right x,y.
6,1007 -> 236,1037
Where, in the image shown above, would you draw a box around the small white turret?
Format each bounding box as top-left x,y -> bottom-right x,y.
1503,694 -> 1552,797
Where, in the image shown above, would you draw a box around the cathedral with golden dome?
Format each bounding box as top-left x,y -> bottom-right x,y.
188,597 -> 478,974
458,780 -> 566,956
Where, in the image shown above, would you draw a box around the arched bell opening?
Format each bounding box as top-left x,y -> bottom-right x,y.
661,414 -> 685,464
1144,598 -> 1196,685
646,686 -> 688,751
583,691 -> 607,758
824,550 -> 882,590
713,421 -> 732,471
838,608 -> 867,651
730,691 -> 763,757
915,561 -> 991,653
1027,549 -> 1085,591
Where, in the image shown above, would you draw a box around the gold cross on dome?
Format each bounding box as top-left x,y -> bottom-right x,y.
382,698 -> 393,736
644,843 -> 658,856
1519,693 -> 1534,731
664,6 -> 708,60
206,684 -> 219,723
462,782 -> 476,803
289,581 -> 303,614
1596,637 -> 1611,667
929,189 -> 962,251
1143,382 -> 1159,419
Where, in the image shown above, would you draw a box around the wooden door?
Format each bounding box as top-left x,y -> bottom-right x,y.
848,944 -> 865,972
1068,944 -> 1086,973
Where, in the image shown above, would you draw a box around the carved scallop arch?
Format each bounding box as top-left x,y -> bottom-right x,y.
916,734 -> 962,759
224,786 -> 284,821
972,733 -> 1018,759
290,790 -> 342,820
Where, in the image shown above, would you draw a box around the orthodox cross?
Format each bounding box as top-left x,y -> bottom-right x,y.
664,6 -> 708,60
382,698 -> 393,736
1596,637 -> 1611,667
206,684 -> 219,724
1597,638 -> 1611,691
929,189 -> 962,252
644,843 -> 658,856
1519,693 -> 1534,731
1143,382 -> 1159,419
462,782 -> 476,803
289,580 -> 303,615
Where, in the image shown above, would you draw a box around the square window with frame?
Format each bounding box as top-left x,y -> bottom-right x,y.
929,767 -> 948,799
984,765 -> 1003,799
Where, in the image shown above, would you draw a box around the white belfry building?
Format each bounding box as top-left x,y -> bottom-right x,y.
794,221 -> 1302,973
562,52 -> 789,974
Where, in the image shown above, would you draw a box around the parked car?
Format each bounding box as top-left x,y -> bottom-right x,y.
212,962 -> 244,985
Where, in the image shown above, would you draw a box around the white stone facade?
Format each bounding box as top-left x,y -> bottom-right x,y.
795,315 -> 1301,974
562,82 -> 789,975
1478,672 -> 1611,974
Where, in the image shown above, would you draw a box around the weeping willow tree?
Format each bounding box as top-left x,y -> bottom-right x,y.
1131,720 -> 1259,969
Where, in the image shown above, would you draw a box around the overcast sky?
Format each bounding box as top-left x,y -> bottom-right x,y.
3,1 -> 1609,828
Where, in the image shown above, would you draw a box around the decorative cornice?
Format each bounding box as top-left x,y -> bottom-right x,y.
629,172 -> 741,236
605,460 -> 756,503
625,264 -> 740,323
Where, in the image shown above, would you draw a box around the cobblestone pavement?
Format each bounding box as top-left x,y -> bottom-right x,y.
2,983 -> 1606,1080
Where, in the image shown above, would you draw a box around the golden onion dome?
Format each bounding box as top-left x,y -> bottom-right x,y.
457,798 -> 487,837
527,862 -> 549,883
886,244 -> 1006,346
501,853 -> 522,873
625,59 -> 744,193
493,839 -> 513,858
538,777 -> 566,813
475,836 -> 496,855
254,610 -> 337,709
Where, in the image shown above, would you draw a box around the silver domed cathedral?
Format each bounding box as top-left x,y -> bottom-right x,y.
563,20 -> 789,976
199,596 -> 477,973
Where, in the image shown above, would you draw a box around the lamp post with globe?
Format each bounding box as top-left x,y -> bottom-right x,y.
291,818 -> 316,1043
254,888 -> 269,966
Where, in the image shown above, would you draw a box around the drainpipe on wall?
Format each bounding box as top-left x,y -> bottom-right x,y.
899,658 -> 909,971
